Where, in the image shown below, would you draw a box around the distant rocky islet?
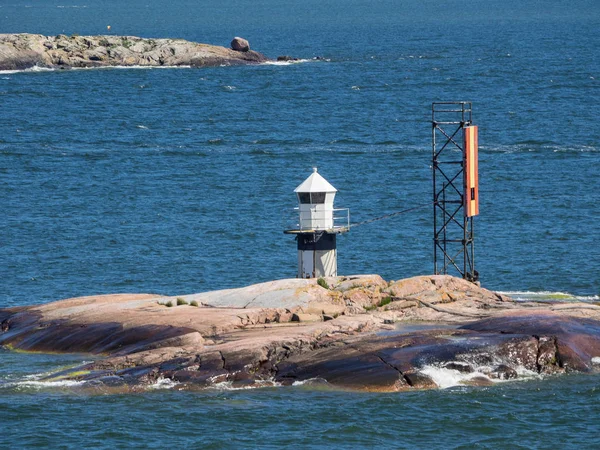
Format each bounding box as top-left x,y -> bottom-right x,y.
0,33 -> 269,70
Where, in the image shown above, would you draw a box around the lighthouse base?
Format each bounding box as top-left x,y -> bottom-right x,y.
298,249 -> 337,278
297,232 -> 337,278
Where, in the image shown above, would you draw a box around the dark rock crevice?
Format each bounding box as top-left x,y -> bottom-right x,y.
415,297 -> 489,319
218,351 -> 227,371
374,353 -> 412,386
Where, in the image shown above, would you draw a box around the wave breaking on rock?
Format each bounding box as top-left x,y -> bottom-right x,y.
2,275 -> 600,393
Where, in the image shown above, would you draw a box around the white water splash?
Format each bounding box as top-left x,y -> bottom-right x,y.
0,65 -> 193,75
292,377 -> 328,387
148,377 -> 179,390
263,58 -> 314,66
208,379 -> 282,391
419,363 -> 540,389
0,65 -> 54,75
420,366 -> 492,389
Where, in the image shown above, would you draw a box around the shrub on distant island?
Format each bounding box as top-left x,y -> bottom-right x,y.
190,300 -> 199,307
176,298 -> 188,306
165,300 -> 173,307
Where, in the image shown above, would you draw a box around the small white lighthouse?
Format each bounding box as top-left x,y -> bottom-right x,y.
284,168 -> 349,278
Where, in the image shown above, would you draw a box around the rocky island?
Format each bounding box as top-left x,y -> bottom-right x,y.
0,34 -> 268,70
2,274 -> 600,392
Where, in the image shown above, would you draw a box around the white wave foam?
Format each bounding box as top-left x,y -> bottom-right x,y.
108,65 -> 192,70
480,144 -> 599,154
14,379 -> 86,389
205,372 -> 282,390
0,65 -> 54,75
210,381 -> 240,390
263,59 -> 314,66
0,65 -> 192,75
292,377 -> 327,387
208,379 -> 282,391
420,366 -> 493,389
420,363 -> 539,389
148,377 -> 179,390
514,366 -> 539,377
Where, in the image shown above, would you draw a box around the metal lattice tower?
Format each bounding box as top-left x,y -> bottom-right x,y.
432,102 -> 479,282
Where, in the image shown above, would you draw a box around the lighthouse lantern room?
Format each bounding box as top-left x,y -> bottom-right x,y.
284,168 -> 349,279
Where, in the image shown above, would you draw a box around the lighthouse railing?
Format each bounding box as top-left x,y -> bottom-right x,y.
331,208 -> 350,232
284,207 -> 350,233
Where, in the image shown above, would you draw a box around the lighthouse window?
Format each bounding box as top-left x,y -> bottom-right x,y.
298,192 -> 326,204
310,192 -> 326,204
298,193 -> 311,204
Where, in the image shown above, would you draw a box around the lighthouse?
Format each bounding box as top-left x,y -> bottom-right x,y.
284,168 -> 349,278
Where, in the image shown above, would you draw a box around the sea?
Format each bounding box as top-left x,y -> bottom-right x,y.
1,0 -> 599,447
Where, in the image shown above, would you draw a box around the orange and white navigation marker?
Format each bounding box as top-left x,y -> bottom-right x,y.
464,125 -> 479,217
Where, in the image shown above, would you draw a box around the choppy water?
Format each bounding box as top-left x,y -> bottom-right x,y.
1,0 -> 600,447
2,347 -> 600,449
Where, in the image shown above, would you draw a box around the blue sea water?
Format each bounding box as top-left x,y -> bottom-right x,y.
1,0 -> 600,447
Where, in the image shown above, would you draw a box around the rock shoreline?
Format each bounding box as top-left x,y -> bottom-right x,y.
0,33 -> 268,70
2,274 -> 600,392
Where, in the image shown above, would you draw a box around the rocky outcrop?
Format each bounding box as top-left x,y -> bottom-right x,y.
2,275 -> 600,392
277,55 -> 300,62
230,37 -> 250,52
0,34 -> 268,70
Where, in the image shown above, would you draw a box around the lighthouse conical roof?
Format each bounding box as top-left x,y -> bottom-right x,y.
294,168 -> 337,193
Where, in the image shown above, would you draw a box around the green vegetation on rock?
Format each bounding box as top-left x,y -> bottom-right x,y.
317,278 -> 330,290
379,296 -> 392,307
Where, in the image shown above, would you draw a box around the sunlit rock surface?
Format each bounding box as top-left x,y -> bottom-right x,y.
2,275 -> 600,392
0,34 -> 268,70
